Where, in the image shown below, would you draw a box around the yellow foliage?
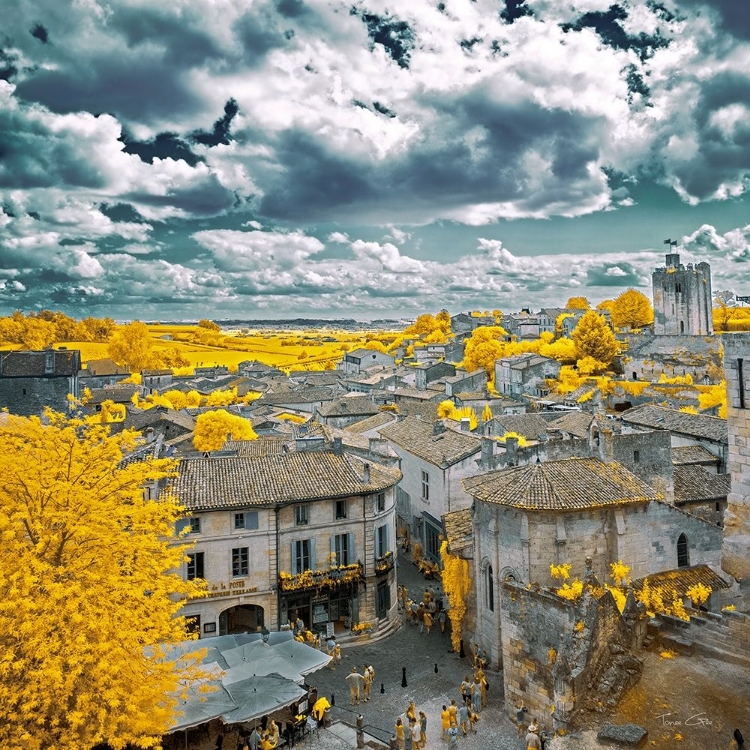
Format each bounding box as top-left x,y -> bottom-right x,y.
276,412 -> 307,424
555,365 -> 585,395
550,563 -> 572,581
619,380 -> 650,397
98,399 -> 126,423
571,311 -> 618,365
557,579 -> 584,602
497,431 -> 528,447
539,337 -> 577,362
437,400 -> 455,419
436,402 -> 478,430
609,560 -> 631,587
0,410 -> 207,749
686,583 -> 711,606
698,381 -> 727,418
205,388 -> 238,407
722,604 -> 737,612
679,406 -> 698,414
481,404 -> 493,422
611,288 -> 653,329
193,410 -> 257,452
604,584 -> 627,614
576,356 -> 608,376
440,540 -> 471,653
565,297 -> 591,310
660,650 -> 677,659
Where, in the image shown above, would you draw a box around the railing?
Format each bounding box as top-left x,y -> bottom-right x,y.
374,550 -> 395,575
278,562 -> 364,592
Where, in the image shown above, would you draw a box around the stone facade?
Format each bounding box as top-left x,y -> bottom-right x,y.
652,253 -> 713,335
495,354 -> 560,398
0,349 -> 80,416
722,333 -> 750,588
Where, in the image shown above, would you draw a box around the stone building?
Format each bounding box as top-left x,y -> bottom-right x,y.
173,441 -> 401,638
494,353 -> 560,398
722,333 -> 750,594
463,456 -> 723,669
0,349 -> 80,416
652,253 -> 713,335
339,348 -> 395,375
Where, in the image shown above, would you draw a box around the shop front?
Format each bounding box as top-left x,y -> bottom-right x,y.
278,564 -> 364,634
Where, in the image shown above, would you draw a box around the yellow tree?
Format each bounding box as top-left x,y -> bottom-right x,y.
611,288 -> 653,329
571,311 -> 618,366
440,540 -> 471,653
193,409 -> 258,451
107,322 -> 161,372
0,410 -> 205,750
565,296 -> 591,310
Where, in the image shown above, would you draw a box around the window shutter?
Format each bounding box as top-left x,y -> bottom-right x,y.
330,534 -> 336,564
309,538 -> 317,571
384,523 -> 390,554
348,532 -> 355,565
291,541 -> 298,575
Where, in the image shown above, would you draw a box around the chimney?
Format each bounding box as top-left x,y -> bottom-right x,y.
506,436 -> 519,465
145,427 -> 155,444
481,436 -> 494,469
460,417 -> 471,432
333,437 -> 343,455
433,420 -> 446,436
363,462 -> 371,484
600,428 -> 614,463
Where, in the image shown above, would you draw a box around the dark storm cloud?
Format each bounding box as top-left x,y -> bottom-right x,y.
356,9 -> 415,69
233,8 -> 291,66
677,0 -> 750,40
16,54 -> 204,124
586,262 -> 641,287
30,24 -> 49,44
124,175 -> 236,218
624,64 -> 651,107
561,4 -> 670,62
191,99 -> 240,147
372,101 -> 396,118
276,0 -> 306,18
500,0 -> 533,24
100,204 -> 147,223
0,47 -> 19,81
669,72 -> 750,200
121,131 -> 201,167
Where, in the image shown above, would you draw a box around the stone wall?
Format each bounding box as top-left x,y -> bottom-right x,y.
652,255 -> 713,336
722,333 -> 750,586
0,375 -> 78,416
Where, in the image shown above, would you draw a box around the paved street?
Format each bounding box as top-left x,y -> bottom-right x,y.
306,551 -> 528,750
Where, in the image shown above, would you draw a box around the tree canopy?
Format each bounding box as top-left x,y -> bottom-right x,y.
0,411 -> 204,750
571,310 -> 619,366
565,296 -> 591,310
193,409 -> 258,452
611,288 -> 653,329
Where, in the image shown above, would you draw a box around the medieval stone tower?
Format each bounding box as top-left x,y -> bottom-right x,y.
652,253 -> 713,335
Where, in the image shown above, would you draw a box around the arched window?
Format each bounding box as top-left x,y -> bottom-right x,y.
677,533 -> 689,568
486,565 -> 494,612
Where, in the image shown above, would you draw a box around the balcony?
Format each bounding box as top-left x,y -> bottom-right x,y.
374,550 -> 395,576
278,562 -> 364,593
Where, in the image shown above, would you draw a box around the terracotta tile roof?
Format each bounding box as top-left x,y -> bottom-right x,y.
80,358 -> 129,377
317,395 -> 379,418
379,416 -> 481,467
345,412 -> 398,434
259,387 -> 335,406
124,407 -> 196,432
87,385 -> 141,404
175,451 -> 402,511
490,414 -> 551,440
632,564 -> 730,598
621,404 -> 727,443
671,445 -> 721,465
224,437 -> 290,457
673,465 -> 730,504
0,349 -> 80,377
443,508 -> 473,555
463,457 -> 660,511
393,387 -> 443,401
546,411 -> 595,438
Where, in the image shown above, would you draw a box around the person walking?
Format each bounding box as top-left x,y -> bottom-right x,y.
417,603 -> 426,633
525,728 -> 541,750
457,702 -> 469,736
516,702 -> 528,738
471,676 -> 483,713
460,675 -> 473,705
468,708 -> 478,734
346,666 -> 364,705
447,722 -> 459,749
419,711 -> 427,747
437,609 -> 447,636
248,726 -> 260,750
440,705 -> 451,741
405,598 -> 414,624
395,718 -> 405,750
448,698 -> 458,727
475,667 -> 487,707
410,719 -> 421,750
423,610 -> 433,635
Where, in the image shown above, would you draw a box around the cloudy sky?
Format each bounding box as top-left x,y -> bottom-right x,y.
1,0 -> 749,321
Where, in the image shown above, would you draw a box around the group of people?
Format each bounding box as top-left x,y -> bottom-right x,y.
344,664 -> 376,705
233,718 -> 280,750
399,585 -> 448,636
394,699 -> 428,750
516,704 -> 549,750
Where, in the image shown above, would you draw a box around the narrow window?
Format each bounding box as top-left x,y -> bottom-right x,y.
677,533 -> 689,568
294,539 -> 311,572
421,471 -> 429,502
234,512 -> 245,529
739,359 -> 745,409
633,450 -> 640,463
335,500 -> 347,520
189,517 -> 201,534
680,320 -> 684,334
232,547 -> 249,576
487,565 -> 494,612
334,533 -> 350,566
295,505 -> 308,526
376,493 -> 386,513
22,388 -> 26,396
187,552 -> 204,580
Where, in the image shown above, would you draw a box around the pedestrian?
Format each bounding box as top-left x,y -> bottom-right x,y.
437,609 -> 447,635
458,701 -> 469,736
516,702 -> 528,738
539,728 -> 550,750
448,698 -> 458,726
475,667 -> 487,707
528,717 -> 539,735
249,726 -> 260,750
423,610 -> 433,635
334,643 -> 342,666
417,603 -> 425,632
423,588 -> 432,605
410,719 -> 421,750
268,720 -> 279,748
447,722 -> 459,749
395,718 -> 405,750
460,675 -> 473,705
419,711 -> 427,746
427,597 -> 436,614
468,709 -> 479,734
406,699 -> 417,723
440,705 -> 451,741
405,598 -> 414,624
525,728 -> 541,750
362,663 -> 372,701
471,677 -> 482,714
346,666 -> 364,705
